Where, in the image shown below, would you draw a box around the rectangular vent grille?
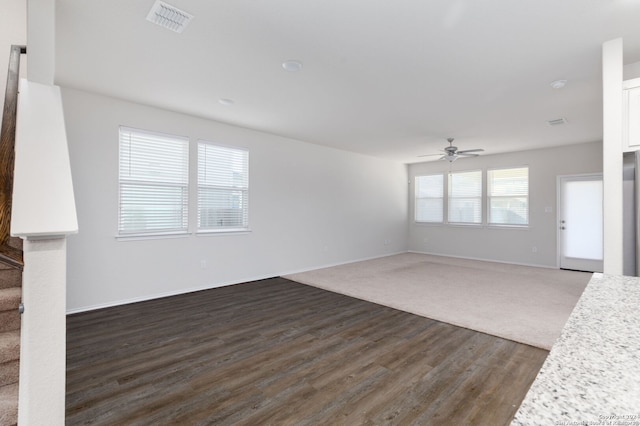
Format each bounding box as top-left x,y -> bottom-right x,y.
146,1 -> 193,33
547,118 -> 568,126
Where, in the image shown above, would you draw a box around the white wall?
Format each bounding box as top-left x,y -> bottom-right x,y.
624,60 -> 640,81
62,88 -> 408,312
408,142 -> 603,267
0,0 -> 26,102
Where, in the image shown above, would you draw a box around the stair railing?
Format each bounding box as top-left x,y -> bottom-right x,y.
0,45 -> 26,270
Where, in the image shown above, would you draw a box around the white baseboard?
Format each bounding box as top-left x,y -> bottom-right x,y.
66,250 -> 558,315
65,274 -> 276,315
66,250 -> 408,315
407,250 -> 558,270
279,250 -> 408,277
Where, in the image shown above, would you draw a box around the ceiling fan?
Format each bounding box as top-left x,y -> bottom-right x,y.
418,138 -> 484,162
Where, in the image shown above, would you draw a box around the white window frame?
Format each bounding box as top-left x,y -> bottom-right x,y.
197,141 -> 249,233
448,169 -> 482,224
415,174 -> 444,223
488,166 -> 529,226
117,126 -> 189,238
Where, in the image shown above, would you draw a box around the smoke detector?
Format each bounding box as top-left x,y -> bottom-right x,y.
146,1 -> 193,33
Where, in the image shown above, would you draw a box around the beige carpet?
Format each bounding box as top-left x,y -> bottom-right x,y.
284,253 -> 591,350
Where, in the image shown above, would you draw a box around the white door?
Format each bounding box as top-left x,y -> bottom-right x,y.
558,175 -> 603,272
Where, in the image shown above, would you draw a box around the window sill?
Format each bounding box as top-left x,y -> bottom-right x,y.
196,229 -> 252,236
414,222 -> 529,230
116,232 -> 190,241
414,222 -> 483,227
486,224 -> 530,230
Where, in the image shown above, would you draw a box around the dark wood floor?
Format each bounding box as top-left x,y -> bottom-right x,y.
66,277 -> 547,425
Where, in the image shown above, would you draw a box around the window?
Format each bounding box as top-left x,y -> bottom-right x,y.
198,142 -> 249,232
488,167 -> 529,225
448,170 -> 482,224
118,127 -> 189,236
415,174 -> 444,223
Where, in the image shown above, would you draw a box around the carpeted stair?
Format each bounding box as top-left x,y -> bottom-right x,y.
0,238 -> 23,426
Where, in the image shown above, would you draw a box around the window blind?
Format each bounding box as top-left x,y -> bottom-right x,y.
415,174 -> 444,223
118,127 -> 189,235
488,167 -> 529,225
198,142 -> 249,231
448,170 -> 482,224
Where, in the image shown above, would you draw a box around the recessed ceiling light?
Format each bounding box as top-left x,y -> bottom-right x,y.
550,79 -> 567,89
282,60 -> 303,72
218,98 -> 235,106
146,1 -> 193,34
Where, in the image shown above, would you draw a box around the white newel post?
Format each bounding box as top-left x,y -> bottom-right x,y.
18,238 -> 68,425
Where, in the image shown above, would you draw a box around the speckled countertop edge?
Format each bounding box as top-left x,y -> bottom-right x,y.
512,273 -> 640,425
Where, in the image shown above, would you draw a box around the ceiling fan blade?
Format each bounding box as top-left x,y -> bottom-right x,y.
457,149 -> 484,154
457,152 -> 480,157
417,153 -> 443,157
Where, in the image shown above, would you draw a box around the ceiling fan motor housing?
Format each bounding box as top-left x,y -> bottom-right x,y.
418,138 -> 482,160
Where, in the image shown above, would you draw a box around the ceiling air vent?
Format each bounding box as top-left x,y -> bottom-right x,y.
547,118 -> 568,126
146,1 -> 193,34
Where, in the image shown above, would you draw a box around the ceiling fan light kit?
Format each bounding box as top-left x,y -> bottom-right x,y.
418,138 -> 484,162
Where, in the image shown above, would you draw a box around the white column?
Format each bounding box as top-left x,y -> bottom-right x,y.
602,38 -> 624,275
18,238 -> 67,425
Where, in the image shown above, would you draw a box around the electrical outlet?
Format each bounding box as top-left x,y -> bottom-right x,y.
532,246 -> 538,253
200,260 -> 207,269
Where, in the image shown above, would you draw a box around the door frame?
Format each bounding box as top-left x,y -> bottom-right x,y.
556,173 -> 604,271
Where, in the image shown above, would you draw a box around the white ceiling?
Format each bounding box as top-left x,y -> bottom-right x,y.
55,0 -> 640,163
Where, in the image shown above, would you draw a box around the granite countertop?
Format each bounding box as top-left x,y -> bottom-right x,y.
512,273 -> 640,425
